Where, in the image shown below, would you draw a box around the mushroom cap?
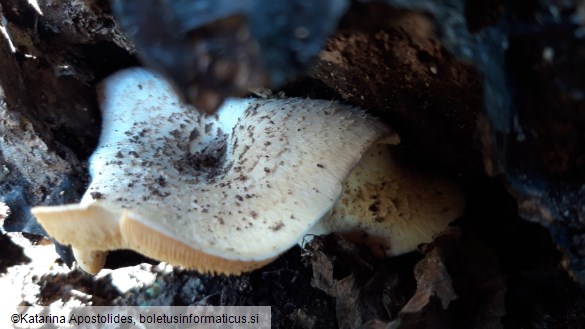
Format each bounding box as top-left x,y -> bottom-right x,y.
308,143 -> 465,257
32,68 -> 395,274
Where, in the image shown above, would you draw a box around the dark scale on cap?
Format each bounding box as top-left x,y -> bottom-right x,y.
188,129 -> 200,142
155,176 -> 167,187
204,123 -> 213,134
90,192 -> 104,200
270,222 -> 285,231
170,129 -> 182,138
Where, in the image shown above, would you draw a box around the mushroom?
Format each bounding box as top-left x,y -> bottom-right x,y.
31,68 -> 464,275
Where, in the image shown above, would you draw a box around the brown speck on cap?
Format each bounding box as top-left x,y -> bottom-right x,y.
270,222 -> 284,231
155,176 -> 167,187
189,129 -> 200,142
90,192 -> 104,200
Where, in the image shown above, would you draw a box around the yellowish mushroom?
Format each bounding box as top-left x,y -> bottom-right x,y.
31,68 -> 463,275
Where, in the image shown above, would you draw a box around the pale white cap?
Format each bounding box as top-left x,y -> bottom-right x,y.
32,68 -> 398,274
